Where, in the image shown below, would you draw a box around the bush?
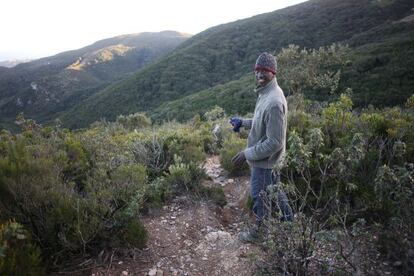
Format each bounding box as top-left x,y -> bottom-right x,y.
0,221 -> 44,276
203,106 -> 226,121
219,133 -> 249,176
198,186 -> 227,207
0,122 -> 148,265
164,155 -> 205,194
116,112 -> 151,130
256,94 -> 414,274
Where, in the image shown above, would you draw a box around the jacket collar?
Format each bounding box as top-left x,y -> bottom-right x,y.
255,78 -> 277,96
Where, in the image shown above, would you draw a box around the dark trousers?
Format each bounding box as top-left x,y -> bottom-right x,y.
250,167 -> 293,225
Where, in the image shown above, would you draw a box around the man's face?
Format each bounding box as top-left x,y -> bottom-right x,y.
255,69 -> 274,87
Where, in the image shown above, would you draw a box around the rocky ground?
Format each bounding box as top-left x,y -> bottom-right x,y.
89,156 -> 262,276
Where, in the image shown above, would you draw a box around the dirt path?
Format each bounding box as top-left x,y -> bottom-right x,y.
92,156 -> 262,276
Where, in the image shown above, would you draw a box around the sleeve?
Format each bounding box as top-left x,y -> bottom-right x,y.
244,103 -> 285,161
242,118 -> 253,130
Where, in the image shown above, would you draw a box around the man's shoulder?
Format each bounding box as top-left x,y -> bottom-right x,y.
268,87 -> 286,106
265,87 -> 287,114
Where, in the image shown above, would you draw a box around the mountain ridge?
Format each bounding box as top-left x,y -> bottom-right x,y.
0,31 -> 190,129
59,0 -> 414,128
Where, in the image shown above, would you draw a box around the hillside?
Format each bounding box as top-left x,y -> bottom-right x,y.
0,59 -> 31,68
150,20 -> 414,123
0,31 -> 190,129
59,0 -> 414,128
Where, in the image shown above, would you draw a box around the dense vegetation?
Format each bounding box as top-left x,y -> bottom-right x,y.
0,31 -> 189,130
258,93 -> 414,274
0,112 -> 226,273
59,0 -> 414,128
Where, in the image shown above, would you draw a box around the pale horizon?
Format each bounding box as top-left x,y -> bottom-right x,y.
0,0 -> 307,61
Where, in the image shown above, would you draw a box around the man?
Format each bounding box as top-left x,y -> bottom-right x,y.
230,52 -> 293,243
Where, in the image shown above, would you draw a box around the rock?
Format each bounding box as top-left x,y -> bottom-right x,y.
219,206 -> 233,226
121,271 -> 128,276
184,239 -> 193,247
393,261 -> 403,267
170,267 -> 179,276
205,230 -> 232,247
148,268 -> 157,276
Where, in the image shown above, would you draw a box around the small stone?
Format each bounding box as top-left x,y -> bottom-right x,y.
184,239 -> 193,247
148,268 -> 157,276
121,271 -> 128,276
393,261 -> 403,267
118,261 -> 123,265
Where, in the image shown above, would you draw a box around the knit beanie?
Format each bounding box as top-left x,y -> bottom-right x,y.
254,52 -> 277,74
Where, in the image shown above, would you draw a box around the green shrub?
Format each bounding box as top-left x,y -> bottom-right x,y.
0,125 -> 148,264
199,186 -> 227,207
118,219 -> 147,249
219,133 -> 249,176
0,221 -> 44,276
116,112 -> 151,130
144,177 -> 172,208
204,106 -> 226,121
165,155 -> 203,194
130,122 -> 211,178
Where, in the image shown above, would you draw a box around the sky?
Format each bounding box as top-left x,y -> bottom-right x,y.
0,0 -> 307,61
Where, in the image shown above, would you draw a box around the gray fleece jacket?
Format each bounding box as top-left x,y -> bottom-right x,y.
242,78 -> 287,169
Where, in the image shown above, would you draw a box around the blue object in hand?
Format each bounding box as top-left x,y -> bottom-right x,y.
229,117 -> 242,132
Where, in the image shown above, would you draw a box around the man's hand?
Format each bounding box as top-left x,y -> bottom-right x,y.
229,117 -> 242,132
232,151 -> 246,167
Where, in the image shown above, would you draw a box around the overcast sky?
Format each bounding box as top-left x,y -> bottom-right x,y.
0,0 -> 307,61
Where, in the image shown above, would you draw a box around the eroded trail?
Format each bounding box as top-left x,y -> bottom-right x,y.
93,156 -> 261,276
